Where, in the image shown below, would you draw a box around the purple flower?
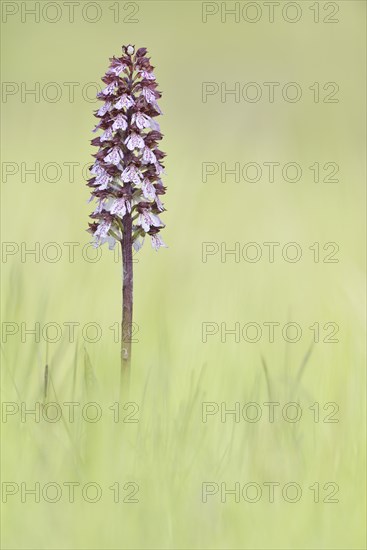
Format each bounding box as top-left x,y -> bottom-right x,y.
140,70 -> 156,81
100,127 -> 113,142
137,209 -> 163,233
109,197 -> 131,218
125,132 -> 145,151
142,147 -> 157,165
141,178 -> 156,201
95,171 -> 112,189
115,94 -> 135,110
104,147 -> 123,166
102,82 -> 117,95
112,114 -> 128,131
94,220 -> 111,244
151,234 -> 167,251
142,88 -> 156,103
121,165 -> 143,185
107,61 -> 127,76
90,161 -> 103,175
131,112 -> 151,130
97,102 -> 111,117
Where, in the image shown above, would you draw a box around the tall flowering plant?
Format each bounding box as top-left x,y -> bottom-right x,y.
87,44 -> 167,387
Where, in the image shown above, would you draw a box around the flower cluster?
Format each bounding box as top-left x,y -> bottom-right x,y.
87,44 -> 167,251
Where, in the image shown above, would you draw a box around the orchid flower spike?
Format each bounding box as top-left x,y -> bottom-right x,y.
87,44 -> 167,252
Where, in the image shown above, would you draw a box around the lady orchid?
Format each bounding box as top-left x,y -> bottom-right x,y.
87,44 -> 167,390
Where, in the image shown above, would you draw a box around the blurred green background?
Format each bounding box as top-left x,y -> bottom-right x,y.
1,1 -> 366,548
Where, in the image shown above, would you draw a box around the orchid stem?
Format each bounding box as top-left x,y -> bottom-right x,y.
120,212 -> 133,399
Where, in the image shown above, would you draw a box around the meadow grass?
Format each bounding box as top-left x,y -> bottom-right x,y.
1,265 -> 365,549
